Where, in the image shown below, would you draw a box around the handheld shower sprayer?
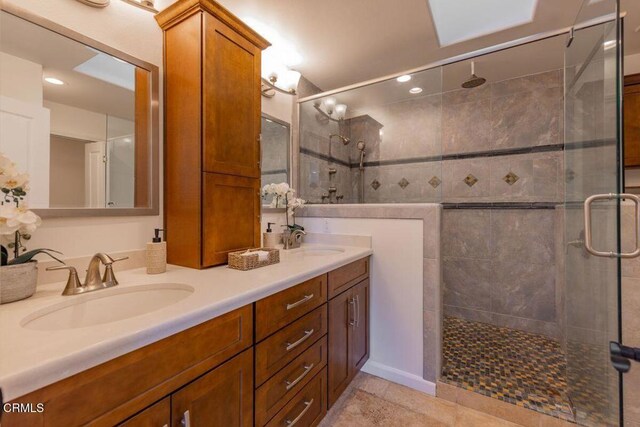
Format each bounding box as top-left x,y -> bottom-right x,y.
357,140 -> 366,170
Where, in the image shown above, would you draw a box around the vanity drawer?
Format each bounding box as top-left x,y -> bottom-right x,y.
255,305 -> 327,386
256,274 -> 327,341
328,257 -> 369,298
255,336 -> 327,426
264,368 -> 327,427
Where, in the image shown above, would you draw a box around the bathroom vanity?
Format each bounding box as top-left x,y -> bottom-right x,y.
0,247 -> 371,427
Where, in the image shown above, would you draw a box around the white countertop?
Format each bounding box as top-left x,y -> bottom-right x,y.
0,240 -> 372,402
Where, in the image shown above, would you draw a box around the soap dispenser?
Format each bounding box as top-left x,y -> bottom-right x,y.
146,228 -> 166,274
263,222 -> 280,248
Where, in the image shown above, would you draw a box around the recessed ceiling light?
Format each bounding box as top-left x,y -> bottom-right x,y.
409,87 -> 423,94
44,77 -> 65,85
397,75 -> 411,83
428,0 -> 537,46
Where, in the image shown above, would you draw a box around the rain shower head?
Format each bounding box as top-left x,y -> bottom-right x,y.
330,134 -> 351,145
462,61 -> 486,89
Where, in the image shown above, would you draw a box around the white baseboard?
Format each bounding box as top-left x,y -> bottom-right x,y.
361,360 -> 436,396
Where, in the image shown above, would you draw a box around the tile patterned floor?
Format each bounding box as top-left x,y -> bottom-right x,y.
320,372 -> 525,426
441,316 -> 575,422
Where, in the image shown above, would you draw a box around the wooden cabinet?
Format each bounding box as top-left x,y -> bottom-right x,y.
5,257 -> 370,427
118,398 -> 170,427
156,0 -> 269,268
171,348 -> 254,427
328,278 -> 370,408
625,74 -> 640,168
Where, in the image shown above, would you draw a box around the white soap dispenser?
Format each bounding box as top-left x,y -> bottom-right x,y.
263,222 -> 280,248
146,228 -> 166,274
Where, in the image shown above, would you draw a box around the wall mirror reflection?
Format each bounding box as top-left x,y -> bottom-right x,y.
0,10 -> 158,216
261,114 -> 291,208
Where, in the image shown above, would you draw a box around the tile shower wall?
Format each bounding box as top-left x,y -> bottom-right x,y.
299,70 -> 565,338
440,70 -> 564,338
442,209 -> 562,338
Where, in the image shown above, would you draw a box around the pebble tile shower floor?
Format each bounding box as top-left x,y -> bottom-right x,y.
441,316 -> 575,422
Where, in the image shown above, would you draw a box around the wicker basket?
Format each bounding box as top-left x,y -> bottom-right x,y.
228,248 -> 280,271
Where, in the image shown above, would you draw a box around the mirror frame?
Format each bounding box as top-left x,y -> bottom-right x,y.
3,5 -> 160,218
261,112 -> 291,213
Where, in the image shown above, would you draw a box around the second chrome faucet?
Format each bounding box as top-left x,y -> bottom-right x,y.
47,253 -> 128,296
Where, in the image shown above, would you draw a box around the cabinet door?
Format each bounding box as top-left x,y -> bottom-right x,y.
203,173 -> 260,266
203,13 -> 261,178
624,80 -> 640,167
119,398 -> 170,427
350,279 -> 370,373
171,348 -> 253,427
327,289 -> 354,408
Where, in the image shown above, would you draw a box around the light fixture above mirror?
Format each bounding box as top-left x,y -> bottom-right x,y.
242,17 -> 302,97
313,98 -> 348,122
121,0 -> 157,13
75,0 -> 110,7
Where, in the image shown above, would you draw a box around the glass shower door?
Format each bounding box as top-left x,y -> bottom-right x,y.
564,0 -> 625,425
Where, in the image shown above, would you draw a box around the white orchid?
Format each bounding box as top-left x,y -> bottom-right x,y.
0,153 -> 43,261
0,172 -> 28,190
0,155 -> 17,178
287,197 -> 306,220
0,205 -> 20,235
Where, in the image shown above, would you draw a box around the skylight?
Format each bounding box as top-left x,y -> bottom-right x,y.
74,49 -> 135,91
427,0 -> 538,47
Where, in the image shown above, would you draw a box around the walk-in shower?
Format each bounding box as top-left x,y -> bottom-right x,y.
297,0 -> 626,423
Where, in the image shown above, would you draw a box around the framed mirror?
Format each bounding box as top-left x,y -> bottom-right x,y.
261,113 -> 291,210
0,7 -> 159,217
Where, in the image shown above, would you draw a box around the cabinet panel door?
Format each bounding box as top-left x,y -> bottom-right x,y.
624,81 -> 640,167
203,173 -> 260,266
171,348 -> 253,427
203,13 -> 261,178
350,279 -> 370,374
119,398 -> 169,427
327,290 -> 353,408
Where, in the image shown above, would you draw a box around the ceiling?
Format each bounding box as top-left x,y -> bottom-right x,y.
0,11 -> 137,120
156,0 -> 640,92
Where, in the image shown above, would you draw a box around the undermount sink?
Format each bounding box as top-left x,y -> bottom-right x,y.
21,283 -> 194,331
300,248 -> 346,257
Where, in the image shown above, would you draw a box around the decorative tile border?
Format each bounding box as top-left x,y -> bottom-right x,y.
442,202 -> 561,210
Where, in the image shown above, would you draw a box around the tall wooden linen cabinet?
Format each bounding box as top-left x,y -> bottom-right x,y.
156,0 -> 270,268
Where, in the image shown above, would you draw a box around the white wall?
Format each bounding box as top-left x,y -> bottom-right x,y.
626,53 -> 640,76
296,216 -> 428,390
0,52 -> 43,105
45,100 -> 108,141
4,0 -> 163,259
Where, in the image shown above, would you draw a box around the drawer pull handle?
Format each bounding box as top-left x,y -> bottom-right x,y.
286,294 -> 314,310
285,363 -> 315,390
285,399 -> 314,426
349,297 -> 356,326
286,329 -> 314,351
181,410 -> 191,427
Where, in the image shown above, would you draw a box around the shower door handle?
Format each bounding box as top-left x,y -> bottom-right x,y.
583,193 -> 640,258
610,342 -> 640,373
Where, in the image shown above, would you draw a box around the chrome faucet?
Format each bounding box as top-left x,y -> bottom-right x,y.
47,253 -> 128,296
283,228 -> 307,250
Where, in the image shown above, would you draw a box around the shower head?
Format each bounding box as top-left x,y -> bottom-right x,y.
356,140 -> 366,151
329,134 -> 351,145
462,61 -> 486,89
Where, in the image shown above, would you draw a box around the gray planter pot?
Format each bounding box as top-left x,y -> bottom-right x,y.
0,261 -> 38,304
